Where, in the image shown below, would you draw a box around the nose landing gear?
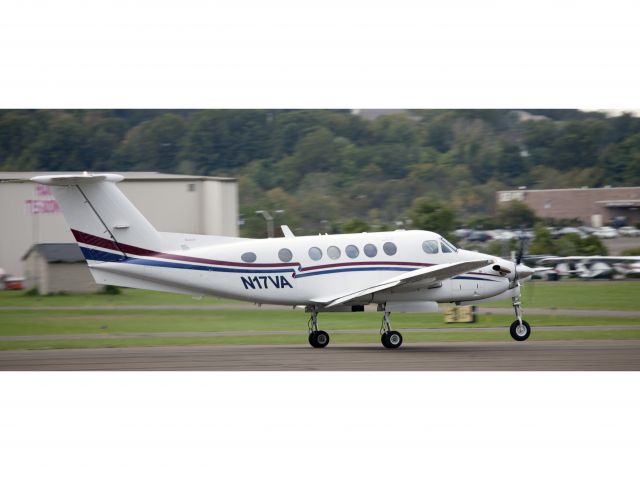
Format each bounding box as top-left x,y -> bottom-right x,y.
510,294 -> 531,341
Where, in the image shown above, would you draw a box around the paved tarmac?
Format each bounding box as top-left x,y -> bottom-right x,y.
1,340 -> 639,370
1,324 -> 639,342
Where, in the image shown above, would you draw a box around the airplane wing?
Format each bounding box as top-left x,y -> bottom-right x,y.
313,259 -> 493,308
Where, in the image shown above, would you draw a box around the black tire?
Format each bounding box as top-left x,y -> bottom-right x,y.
309,330 -> 330,348
386,330 -> 403,349
381,332 -> 390,348
510,320 -> 531,341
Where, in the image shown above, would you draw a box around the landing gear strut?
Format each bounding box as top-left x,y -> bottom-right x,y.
307,306 -> 330,348
510,294 -> 531,341
380,306 -> 403,349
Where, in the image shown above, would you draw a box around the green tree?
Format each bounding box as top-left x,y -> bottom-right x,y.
497,200 -> 538,228
408,197 -> 455,236
579,235 -> 608,255
529,224 -> 556,255
342,218 -> 370,233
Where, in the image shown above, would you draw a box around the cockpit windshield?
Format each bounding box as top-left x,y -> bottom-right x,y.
440,237 -> 458,253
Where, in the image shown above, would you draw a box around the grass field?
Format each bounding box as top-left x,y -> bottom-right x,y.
484,280 -> 640,310
1,280 -> 639,310
0,281 -> 638,350
0,289 -> 237,307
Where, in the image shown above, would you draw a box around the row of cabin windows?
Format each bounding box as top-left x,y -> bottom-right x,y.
241,239 -> 456,263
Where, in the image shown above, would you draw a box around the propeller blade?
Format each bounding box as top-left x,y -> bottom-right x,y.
516,233 -> 526,265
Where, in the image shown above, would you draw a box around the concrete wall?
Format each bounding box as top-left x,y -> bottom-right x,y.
23,252 -> 99,294
23,254 -> 48,292
46,263 -> 101,294
0,176 -> 239,276
202,180 -> 239,236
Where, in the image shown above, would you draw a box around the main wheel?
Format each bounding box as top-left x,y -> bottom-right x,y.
510,320 -> 531,341
309,330 -> 330,348
381,331 -> 403,349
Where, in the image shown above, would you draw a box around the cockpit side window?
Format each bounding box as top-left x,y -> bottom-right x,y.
422,240 -> 439,254
440,237 -> 458,253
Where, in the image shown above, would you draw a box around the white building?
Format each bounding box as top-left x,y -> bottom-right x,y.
0,172 -> 239,277
22,243 -> 102,294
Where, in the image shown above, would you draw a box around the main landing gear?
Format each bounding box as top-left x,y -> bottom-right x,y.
307,307 -> 330,348
380,308 -> 403,349
510,294 -> 531,341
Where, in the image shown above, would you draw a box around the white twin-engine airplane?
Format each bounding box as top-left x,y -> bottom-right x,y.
32,173 -> 536,349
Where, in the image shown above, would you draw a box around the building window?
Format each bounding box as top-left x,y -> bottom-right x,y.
278,248 -> 293,262
327,246 -> 341,259
364,243 -> 377,258
308,247 -> 323,261
241,252 -> 257,263
422,240 -> 439,254
345,245 -> 359,259
383,241 -> 397,256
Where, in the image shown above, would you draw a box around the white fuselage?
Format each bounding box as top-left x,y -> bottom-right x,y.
84,230 -> 513,306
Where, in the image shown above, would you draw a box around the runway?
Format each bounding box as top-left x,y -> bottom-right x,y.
1,340 -> 639,370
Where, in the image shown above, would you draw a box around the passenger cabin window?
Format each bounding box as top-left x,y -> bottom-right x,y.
346,245 -> 359,258
308,247 -> 323,261
383,242 -> 397,256
364,243 -> 377,258
278,248 -> 293,262
327,246 -> 341,260
422,240 -> 439,254
241,252 -> 257,263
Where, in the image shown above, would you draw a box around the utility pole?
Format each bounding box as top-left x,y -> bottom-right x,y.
255,210 -> 284,238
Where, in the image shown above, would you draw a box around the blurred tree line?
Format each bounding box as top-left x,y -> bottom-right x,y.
1,109 -> 639,237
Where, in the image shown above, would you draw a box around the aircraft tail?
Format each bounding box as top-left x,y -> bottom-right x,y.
31,173 -> 164,259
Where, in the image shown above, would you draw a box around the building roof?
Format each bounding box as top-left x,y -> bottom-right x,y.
22,243 -> 86,263
0,171 -> 236,183
498,186 -> 640,193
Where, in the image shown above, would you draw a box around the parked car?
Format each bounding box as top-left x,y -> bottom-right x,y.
579,226 -> 597,235
453,228 -> 473,240
593,226 -> 619,239
491,230 -> 517,241
556,227 -> 586,238
466,231 -> 493,243
618,226 -> 640,237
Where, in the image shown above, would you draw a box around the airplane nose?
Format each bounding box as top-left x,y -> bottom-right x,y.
516,264 -> 534,280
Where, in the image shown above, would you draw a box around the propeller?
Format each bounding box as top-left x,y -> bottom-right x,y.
510,229 -> 527,289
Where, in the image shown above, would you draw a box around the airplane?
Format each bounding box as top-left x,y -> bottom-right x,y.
31,172 -> 536,349
538,255 -> 640,280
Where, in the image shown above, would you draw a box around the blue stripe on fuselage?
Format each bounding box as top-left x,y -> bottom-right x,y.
80,247 -> 499,281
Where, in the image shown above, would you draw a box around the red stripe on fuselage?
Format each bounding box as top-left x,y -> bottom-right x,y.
70,229 -> 503,278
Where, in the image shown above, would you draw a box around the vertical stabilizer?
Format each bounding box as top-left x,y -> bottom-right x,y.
31,173 -> 163,254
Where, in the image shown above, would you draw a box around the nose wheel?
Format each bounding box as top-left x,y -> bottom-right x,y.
380,308 -> 403,349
